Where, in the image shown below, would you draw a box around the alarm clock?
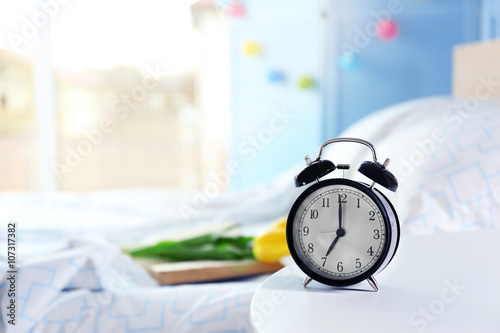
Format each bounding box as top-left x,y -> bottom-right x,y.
286,137 -> 400,291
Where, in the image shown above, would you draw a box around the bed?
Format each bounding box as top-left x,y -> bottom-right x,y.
1,94 -> 499,332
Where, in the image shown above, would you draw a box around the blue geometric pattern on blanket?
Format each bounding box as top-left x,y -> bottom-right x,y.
0,238 -> 258,333
0,240 -> 158,333
33,283 -> 256,332
396,101 -> 500,234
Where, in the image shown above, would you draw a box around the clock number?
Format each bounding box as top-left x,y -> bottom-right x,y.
357,198 -> 360,208
321,256 -> 327,267
337,261 -> 343,272
369,211 -> 376,221
367,246 -> 374,256
303,226 -> 310,236
310,209 -> 319,219
307,243 -> 314,253
355,258 -> 361,269
373,229 -> 380,239
337,193 -> 347,204
322,197 -> 330,207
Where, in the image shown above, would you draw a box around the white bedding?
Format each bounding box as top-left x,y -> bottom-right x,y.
0,173 -> 298,332
1,96 -> 499,332
336,95 -> 500,234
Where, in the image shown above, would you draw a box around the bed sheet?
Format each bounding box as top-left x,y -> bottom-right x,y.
1,95 -> 500,332
0,236 -> 261,332
334,95 -> 500,234
0,172 -> 299,332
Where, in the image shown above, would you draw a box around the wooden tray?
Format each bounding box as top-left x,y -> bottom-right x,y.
136,258 -> 283,285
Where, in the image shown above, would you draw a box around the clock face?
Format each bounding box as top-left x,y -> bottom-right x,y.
287,178 -> 393,286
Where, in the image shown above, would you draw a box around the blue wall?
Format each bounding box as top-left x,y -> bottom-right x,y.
322,0 -> 479,137
228,0 -> 480,190
482,0 -> 500,40
228,0 -> 323,190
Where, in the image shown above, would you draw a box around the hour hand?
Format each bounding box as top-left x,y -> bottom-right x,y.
325,235 -> 339,257
325,228 -> 346,257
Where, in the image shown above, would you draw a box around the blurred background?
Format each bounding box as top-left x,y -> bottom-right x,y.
0,0 -> 496,193
1,0 -> 229,192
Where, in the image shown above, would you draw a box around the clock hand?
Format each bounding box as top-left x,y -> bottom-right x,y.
337,194 -> 346,235
338,194 -> 342,231
325,196 -> 346,258
325,228 -> 346,257
325,234 -> 339,257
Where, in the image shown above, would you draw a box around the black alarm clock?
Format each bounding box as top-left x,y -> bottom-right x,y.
286,137 -> 400,291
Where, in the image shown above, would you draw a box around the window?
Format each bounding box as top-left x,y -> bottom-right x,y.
0,0 -> 229,191
0,1 -> 38,191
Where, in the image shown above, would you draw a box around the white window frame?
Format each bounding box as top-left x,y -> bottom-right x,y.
35,0 -> 58,192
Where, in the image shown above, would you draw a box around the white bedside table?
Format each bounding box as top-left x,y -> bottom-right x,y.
250,229 -> 500,333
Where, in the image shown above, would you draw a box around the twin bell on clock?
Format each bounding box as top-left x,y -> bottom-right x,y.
286,137 -> 400,292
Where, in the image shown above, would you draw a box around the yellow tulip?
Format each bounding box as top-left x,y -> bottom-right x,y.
253,216 -> 290,263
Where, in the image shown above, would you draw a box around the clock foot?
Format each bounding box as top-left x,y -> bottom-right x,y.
367,275 -> 379,292
303,276 -> 313,287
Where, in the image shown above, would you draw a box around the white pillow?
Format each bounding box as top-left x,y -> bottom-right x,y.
336,96 -> 500,235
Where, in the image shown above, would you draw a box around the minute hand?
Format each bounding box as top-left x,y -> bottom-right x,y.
325,195 -> 346,257
338,194 -> 342,230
